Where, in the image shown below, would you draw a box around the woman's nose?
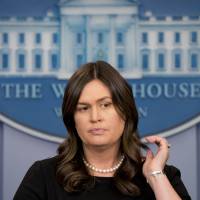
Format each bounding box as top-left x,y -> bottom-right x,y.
90,106 -> 102,122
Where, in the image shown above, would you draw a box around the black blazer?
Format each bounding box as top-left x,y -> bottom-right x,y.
13,156 -> 191,200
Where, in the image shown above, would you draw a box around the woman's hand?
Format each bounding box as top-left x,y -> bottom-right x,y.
142,135 -> 170,180
142,136 -> 183,200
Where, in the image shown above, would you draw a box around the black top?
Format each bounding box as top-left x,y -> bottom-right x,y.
13,156 -> 191,200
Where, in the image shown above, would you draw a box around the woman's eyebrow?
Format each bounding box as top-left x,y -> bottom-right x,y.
77,96 -> 112,105
76,102 -> 89,106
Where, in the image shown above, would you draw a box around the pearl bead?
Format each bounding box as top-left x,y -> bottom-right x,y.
83,155 -> 125,173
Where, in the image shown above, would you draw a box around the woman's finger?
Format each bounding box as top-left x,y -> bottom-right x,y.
145,135 -> 170,150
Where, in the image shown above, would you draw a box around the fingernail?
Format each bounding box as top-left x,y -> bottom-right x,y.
147,149 -> 151,155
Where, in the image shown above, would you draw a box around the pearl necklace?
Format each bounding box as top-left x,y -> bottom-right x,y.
83,155 -> 125,173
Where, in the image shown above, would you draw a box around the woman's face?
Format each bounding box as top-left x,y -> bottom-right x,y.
74,79 -> 125,150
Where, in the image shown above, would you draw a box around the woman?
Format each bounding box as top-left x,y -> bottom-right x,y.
14,61 -> 191,200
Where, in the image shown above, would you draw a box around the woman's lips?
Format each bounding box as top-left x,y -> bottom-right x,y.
88,128 -> 107,135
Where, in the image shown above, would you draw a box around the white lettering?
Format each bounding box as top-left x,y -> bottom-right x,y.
178,83 -> 189,98
138,107 -> 148,118
147,83 -> 162,98
54,107 -> 62,117
1,83 -> 14,98
0,83 -> 42,99
51,84 -> 65,98
190,83 -> 200,98
163,83 -> 176,98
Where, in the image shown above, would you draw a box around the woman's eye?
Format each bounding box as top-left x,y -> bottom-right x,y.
77,107 -> 88,112
101,102 -> 112,108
